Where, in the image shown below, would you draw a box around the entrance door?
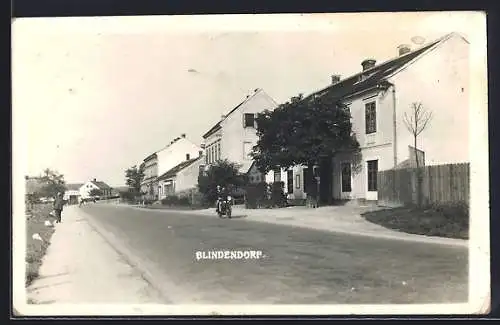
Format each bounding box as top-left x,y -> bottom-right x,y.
319,157 -> 333,204
340,162 -> 353,200
366,159 -> 378,201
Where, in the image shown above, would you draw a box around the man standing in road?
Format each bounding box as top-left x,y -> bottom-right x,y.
53,192 -> 64,223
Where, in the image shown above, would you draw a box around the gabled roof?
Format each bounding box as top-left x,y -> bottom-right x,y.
65,183 -> 84,191
202,88 -> 276,139
304,33 -> 459,102
90,181 -> 112,190
157,157 -> 202,181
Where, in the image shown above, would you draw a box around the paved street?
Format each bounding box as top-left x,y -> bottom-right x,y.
80,204 -> 468,304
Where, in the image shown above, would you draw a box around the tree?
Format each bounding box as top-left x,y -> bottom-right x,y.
251,92 -> 361,202
197,160 -> 248,205
125,165 -> 145,193
38,168 -> 66,198
403,102 -> 433,206
89,188 -> 103,197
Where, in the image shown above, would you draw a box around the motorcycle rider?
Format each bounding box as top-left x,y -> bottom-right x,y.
216,185 -> 228,213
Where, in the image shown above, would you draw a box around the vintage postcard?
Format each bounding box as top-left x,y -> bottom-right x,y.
12,12 -> 489,316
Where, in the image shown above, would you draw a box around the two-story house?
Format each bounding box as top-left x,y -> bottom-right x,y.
269,32 -> 469,204
202,88 -> 278,177
141,134 -> 202,200
140,153 -> 159,201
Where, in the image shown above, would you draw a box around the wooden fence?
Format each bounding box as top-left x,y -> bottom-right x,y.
377,163 -> 470,207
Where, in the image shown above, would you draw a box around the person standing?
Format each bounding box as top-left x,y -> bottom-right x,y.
53,192 -> 64,223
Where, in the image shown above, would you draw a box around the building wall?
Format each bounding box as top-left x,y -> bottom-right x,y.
157,138 -> 201,176
79,181 -> 100,198
218,90 -> 277,168
388,34 -> 470,166
175,158 -> 204,193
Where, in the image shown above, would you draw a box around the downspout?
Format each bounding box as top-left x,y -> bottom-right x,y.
390,83 -> 398,168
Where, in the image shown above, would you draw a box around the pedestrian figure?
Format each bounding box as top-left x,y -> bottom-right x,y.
53,192 -> 64,223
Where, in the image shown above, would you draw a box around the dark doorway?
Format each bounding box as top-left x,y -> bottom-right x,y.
319,156 -> 333,204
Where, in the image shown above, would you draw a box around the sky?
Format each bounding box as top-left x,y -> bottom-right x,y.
12,12 -> 485,186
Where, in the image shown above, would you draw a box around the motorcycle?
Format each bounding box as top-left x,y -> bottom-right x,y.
217,195 -> 232,219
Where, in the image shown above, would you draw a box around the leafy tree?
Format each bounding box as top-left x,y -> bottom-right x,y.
251,93 -> 361,199
89,188 -> 103,197
38,168 -> 66,198
197,160 -> 248,205
125,165 -> 145,194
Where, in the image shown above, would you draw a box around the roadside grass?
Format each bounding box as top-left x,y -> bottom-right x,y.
25,203 -> 55,287
360,204 -> 469,240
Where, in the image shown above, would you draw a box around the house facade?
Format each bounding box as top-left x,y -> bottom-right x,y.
269,32 -> 469,203
140,134 -> 202,201
64,183 -> 84,204
157,155 -> 204,199
140,153 -> 159,201
79,179 -> 113,199
202,88 -> 278,176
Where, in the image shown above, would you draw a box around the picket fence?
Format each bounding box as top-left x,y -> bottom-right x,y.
377,163 -> 470,206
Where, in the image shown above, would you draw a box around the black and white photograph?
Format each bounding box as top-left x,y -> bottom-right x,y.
12,12 -> 490,316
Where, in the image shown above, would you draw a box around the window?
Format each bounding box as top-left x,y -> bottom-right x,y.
211,146 -> 215,163
244,113 -> 256,128
186,154 -> 190,161
274,169 -> 281,182
217,142 -> 221,161
205,151 -> 208,164
341,162 -> 352,192
365,102 -> 377,134
287,170 -> 293,194
367,160 -> 378,191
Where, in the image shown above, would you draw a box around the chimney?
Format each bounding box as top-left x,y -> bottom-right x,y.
181,133 -> 186,138
397,44 -> 411,56
361,59 -> 376,71
331,74 -> 341,84
199,150 -> 203,157
93,178 -> 96,182
200,143 -> 206,149
186,153 -> 190,161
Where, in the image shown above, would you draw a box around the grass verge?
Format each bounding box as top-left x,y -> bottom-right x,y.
360,204 -> 469,239
25,203 -> 56,287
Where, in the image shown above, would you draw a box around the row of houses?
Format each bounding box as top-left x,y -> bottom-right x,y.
137,32 -> 469,204
25,176 -> 115,204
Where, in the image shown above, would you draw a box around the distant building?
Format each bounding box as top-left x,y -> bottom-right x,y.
79,179 -> 113,199
157,154 -> 204,199
64,183 -> 84,204
140,134 -> 202,201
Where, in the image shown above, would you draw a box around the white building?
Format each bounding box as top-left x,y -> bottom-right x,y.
268,32 -> 469,203
79,179 -> 113,199
202,88 -> 278,174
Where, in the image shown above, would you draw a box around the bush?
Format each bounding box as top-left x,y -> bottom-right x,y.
161,195 -> 180,206
270,181 -> 287,208
244,182 -> 268,209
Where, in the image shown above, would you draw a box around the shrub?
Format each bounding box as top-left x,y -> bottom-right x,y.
244,182 -> 270,209
178,196 -> 191,206
270,181 -> 287,208
161,195 -> 180,206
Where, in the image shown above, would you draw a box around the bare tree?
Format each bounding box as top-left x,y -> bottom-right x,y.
403,102 -> 433,206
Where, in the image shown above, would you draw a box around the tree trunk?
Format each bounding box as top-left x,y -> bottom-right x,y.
414,136 -> 423,207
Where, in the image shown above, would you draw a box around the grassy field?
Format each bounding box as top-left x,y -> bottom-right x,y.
361,204 -> 469,239
25,203 -> 56,287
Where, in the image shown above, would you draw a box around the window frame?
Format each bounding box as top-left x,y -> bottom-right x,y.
365,101 -> 377,134
367,159 -> 378,192
244,113 -> 256,128
340,162 -> 352,193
